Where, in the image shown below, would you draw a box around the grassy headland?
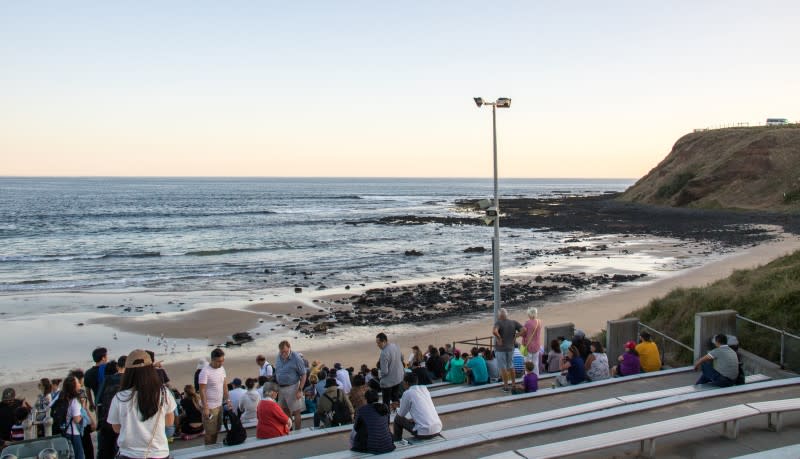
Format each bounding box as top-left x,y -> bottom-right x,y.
625,248 -> 800,369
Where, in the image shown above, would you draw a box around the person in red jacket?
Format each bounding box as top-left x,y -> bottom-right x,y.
256,382 -> 291,439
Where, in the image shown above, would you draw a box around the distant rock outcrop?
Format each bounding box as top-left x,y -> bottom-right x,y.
619,126 -> 800,210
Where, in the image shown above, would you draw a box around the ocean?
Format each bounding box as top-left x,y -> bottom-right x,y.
0,177 -> 634,298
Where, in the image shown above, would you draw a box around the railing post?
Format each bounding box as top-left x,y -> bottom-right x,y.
781,331 -> 786,369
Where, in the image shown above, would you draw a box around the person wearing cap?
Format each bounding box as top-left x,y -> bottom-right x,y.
612,341 -> 641,377
198,348 -> 229,445
694,334 -> 739,387
635,332 -> 662,372
228,378 -> 246,414
274,340 -> 306,431
1,388 -> 31,447
317,378 -> 354,428
333,363 -> 352,394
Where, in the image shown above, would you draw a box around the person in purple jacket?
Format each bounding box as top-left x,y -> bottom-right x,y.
612,341 -> 642,377
522,361 -> 538,393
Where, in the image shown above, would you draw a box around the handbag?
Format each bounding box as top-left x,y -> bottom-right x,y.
519,345 -> 528,357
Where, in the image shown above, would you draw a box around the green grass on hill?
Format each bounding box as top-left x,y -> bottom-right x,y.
624,249 -> 800,369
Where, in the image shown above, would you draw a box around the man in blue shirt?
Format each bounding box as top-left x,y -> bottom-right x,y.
275,340 -> 307,430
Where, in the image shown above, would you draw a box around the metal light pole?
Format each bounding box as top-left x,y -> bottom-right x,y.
474,97 -> 511,325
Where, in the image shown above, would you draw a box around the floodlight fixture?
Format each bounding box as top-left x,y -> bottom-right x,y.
474,97 -> 484,108
496,97 -> 511,108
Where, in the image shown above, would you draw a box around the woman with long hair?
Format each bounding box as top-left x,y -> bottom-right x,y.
178,385 -> 204,438
61,376 -> 85,459
107,350 -> 176,459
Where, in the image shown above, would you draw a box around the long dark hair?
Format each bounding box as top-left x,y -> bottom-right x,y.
120,366 -> 165,421
62,376 -> 80,401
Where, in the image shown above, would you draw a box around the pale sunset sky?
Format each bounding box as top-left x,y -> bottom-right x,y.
1,1 -> 798,178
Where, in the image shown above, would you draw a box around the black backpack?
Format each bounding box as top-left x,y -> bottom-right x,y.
324,391 -> 352,427
96,375 -> 122,428
222,409 -> 247,446
50,396 -> 70,436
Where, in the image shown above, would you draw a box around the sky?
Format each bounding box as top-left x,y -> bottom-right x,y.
1,1 -> 798,178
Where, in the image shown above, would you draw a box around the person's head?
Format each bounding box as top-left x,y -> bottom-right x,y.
318,369 -> 328,381
453,349 -> 461,359
325,378 -> 338,389
117,355 -> 127,373
573,330 -> 586,341
278,340 -> 292,359
38,449 -> 58,459
210,348 -> 225,368
39,378 -> 52,396
92,347 -> 108,364
353,374 -> 365,387
639,332 -> 652,342
14,406 -> 30,422
524,361 -> 534,373
104,360 -> 119,376
232,378 -> 242,388
245,378 -> 256,390
590,341 -> 604,353
557,336 -> 566,344
62,376 -> 80,400
68,368 -> 84,382
262,382 -> 279,399
257,376 -> 268,387
365,389 -> 379,404
624,340 -> 637,352
527,307 -> 538,319
403,372 -> 418,388
714,334 -> 728,347
375,333 -> 388,349
256,355 -> 266,366
334,362 -> 342,371
309,374 -> 319,385
499,308 -> 508,320
429,347 -> 439,358
567,345 -> 579,359
471,347 -> 480,357
550,339 -> 561,353
183,384 -> 197,398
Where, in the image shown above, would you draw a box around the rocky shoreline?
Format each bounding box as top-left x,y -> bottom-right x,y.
364,194 -> 800,247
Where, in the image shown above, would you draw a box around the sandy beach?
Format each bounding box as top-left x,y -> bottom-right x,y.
9,233 -> 800,403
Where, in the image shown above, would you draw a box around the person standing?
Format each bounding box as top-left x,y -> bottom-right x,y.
107,350 -> 176,459
84,347 -> 108,407
520,307 -> 543,374
96,355 -> 126,459
198,348 -> 229,445
274,340 -> 306,431
492,308 -> 523,392
256,355 -> 274,381
375,333 -> 404,407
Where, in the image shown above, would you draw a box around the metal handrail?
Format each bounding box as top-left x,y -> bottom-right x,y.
639,322 -> 694,353
452,336 -> 494,353
737,314 -> 800,369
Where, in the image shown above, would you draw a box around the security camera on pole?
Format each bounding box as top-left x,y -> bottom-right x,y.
473,97 -> 511,332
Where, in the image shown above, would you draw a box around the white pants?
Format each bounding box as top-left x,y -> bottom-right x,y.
524,348 -> 542,375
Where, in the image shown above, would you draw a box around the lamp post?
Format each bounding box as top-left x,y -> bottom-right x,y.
474,97 -> 511,326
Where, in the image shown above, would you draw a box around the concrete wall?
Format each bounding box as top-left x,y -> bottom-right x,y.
607,318 -> 639,362
545,322 -> 574,349
694,310 -> 737,361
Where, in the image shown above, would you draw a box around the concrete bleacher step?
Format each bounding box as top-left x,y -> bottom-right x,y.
729,443 -> 800,459
308,376 -> 793,459
173,367 -> 696,458
488,396 -> 800,459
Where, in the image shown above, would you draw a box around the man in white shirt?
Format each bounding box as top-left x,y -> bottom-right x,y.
256,355 -> 274,380
228,378 -> 246,414
198,348 -> 230,445
334,363 -> 352,394
392,373 -> 442,442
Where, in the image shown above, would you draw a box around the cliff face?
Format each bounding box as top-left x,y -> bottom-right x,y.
619,126 -> 800,211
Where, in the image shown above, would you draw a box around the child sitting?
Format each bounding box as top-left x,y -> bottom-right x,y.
522,361 -> 539,393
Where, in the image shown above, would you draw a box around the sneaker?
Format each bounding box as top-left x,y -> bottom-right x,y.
502,387 -> 510,392
394,439 -> 410,447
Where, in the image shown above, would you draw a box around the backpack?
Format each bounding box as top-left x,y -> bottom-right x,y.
222,408 -> 247,446
323,390 -> 352,427
50,396 -> 70,436
96,375 -> 122,428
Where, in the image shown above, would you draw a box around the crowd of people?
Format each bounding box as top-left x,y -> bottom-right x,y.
1,309 -> 745,458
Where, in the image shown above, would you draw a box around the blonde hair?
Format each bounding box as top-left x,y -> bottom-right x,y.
527,307 -> 538,318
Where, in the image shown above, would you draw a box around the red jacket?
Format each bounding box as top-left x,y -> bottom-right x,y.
256,399 -> 290,439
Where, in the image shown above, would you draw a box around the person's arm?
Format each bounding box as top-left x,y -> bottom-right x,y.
199,384 -> 209,418
295,355 -> 307,400
492,324 -> 501,344
584,354 -> 595,370
694,353 -> 713,370
222,381 -> 230,409
396,393 -> 411,418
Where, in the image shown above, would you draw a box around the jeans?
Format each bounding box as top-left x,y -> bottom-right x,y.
96,424 -> 119,459
67,433 -> 85,459
696,361 -> 734,387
